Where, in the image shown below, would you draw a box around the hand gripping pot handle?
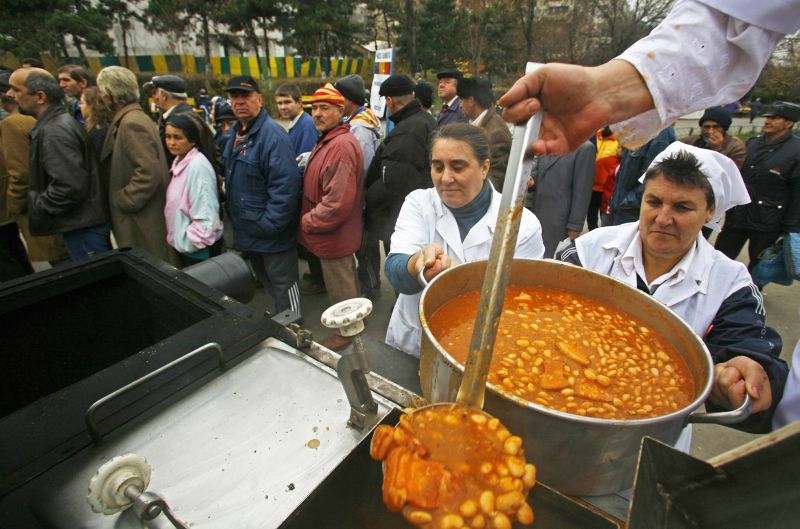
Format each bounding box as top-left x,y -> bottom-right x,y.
687,393 -> 752,425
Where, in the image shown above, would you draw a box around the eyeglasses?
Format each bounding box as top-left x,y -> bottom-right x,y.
701,124 -> 724,131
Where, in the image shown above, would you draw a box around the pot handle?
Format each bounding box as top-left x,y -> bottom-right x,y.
687,394 -> 752,425
417,267 -> 428,287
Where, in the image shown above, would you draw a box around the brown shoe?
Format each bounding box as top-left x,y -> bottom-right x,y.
318,334 -> 353,352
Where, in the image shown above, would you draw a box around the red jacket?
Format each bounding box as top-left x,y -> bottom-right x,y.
298,123 -> 364,259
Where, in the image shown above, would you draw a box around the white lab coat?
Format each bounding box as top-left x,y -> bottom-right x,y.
574,222 -> 753,336
613,0 -> 789,148
573,221 -> 755,451
385,187 -> 545,356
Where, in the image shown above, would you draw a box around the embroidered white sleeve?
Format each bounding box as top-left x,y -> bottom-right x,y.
610,0 -> 784,149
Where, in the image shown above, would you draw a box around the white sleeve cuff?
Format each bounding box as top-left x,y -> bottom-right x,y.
611,0 -> 783,149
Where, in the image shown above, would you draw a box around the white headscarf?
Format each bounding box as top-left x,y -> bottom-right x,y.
638,142 -> 750,230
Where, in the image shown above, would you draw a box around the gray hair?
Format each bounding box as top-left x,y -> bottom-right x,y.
391,93 -> 415,108
25,71 -> 63,105
160,88 -> 188,100
97,66 -> 140,106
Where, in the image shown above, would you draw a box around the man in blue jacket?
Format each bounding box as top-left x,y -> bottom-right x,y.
223,76 -> 303,319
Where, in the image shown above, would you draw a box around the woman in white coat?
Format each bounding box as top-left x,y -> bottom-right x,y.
557,143 -> 788,434
384,123 -> 545,356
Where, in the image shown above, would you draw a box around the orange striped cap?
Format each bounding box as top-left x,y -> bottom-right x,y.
309,83 -> 345,107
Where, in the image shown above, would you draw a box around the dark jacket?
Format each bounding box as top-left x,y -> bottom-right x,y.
723,133 -> 800,233
223,109 -> 302,254
28,104 -> 108,236
609,126 -> 675,225
525,141 -> 596,257
437,96 -> 467,127
298,123 -> 364,259
478,109 -> 512,191
365,99 -> 437,241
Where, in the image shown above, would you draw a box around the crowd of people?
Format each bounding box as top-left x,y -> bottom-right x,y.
0,0 -> 799,436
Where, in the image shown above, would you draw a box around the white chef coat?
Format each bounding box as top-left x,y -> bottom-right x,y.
574,222 -> 754,336
573,221 -> 756,451
612,0 -> 792,149
385,187 -> 545,356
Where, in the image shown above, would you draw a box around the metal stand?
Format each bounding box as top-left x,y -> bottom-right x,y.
321,298 -> 379,431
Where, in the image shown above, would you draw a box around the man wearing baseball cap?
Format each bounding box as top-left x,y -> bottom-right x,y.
222,75 -> 303,320
147,74 -> 218,171
716,101 -> 800,268
298,83 -> 365,350
436,69 -> 467,126
681,107 -> 746,168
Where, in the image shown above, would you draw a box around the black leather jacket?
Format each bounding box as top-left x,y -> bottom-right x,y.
725,132 -> 800,233
28,104 -> 108,236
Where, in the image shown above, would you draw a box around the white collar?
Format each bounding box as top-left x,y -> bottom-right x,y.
619,234 -> 697,292
470,109 -> 488,127
606,223 -> 711,298
444,96 -> 459,107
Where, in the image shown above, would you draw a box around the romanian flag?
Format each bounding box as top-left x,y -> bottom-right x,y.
375,61 -> 391,75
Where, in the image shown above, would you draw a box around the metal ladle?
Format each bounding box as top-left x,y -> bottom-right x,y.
418,62 -> 543,409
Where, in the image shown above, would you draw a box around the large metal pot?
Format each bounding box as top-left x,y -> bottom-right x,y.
419,259 -> 748,496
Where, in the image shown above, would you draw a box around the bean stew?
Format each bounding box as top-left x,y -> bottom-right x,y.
371,404 -> 536,528
428,286 -> 694,420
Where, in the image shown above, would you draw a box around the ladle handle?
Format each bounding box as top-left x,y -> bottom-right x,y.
456,63 -> 543,408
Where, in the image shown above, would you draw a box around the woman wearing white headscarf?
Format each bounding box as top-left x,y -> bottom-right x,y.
557,142 -> 788,434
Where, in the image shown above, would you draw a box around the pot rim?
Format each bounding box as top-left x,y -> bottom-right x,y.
419,258 -> 715,427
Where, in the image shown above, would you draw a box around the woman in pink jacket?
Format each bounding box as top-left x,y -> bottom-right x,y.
163,113 -> 223,265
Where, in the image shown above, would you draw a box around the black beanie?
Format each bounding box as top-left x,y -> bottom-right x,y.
699,107 -> 732,131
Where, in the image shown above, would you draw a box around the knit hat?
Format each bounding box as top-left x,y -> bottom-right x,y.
378,75 -> 414,97
334,74 -> 366,105
699,107 -> 732,131
309,83 -> 345,107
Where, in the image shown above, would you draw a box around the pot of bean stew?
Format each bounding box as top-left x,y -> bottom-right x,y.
418,258 -> 750,496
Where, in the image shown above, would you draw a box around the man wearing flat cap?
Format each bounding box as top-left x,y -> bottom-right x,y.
716,101 -> 800,268
363,74 -> 437,293
222,75 -> 303,319
299,84 -> 365,351
681,107 -> 746,168
436,70 -> 467,126
149,74 -> 218,171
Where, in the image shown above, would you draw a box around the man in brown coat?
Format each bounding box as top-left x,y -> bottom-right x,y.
681,107 -> 746,169
96,66 -> 180,267
457,77 -> 512,190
